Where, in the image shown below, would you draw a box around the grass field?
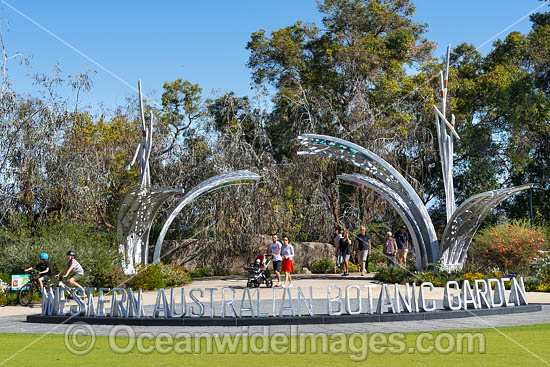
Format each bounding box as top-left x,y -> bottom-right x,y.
1,324 -> 550,366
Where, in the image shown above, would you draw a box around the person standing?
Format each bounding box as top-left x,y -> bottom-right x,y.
267,234 -> 282,286
338,230 -> 352,276
383,232 -> 398,267
333,226 -> 343,247
396,226 -> 409,267
354,226 -> 371,276
333,226 -> 343,272
280,236 -> 295,287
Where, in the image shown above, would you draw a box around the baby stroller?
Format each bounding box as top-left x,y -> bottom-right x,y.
245,254 -> 273,288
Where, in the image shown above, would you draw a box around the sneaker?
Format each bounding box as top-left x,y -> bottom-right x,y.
288,283 -> 293,288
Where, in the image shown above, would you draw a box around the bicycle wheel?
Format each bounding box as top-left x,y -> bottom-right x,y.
19,284 -> 34,306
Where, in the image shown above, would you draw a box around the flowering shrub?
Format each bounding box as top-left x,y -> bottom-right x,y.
536,283 -> 550,292
463,272 -> 486,282
470,220 -> 547,275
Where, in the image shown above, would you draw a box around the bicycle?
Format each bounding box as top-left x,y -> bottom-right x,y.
18,270 -> 43,306
18,271 -> 64,306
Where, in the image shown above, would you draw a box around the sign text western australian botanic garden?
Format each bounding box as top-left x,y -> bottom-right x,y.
40,277 -> 529,319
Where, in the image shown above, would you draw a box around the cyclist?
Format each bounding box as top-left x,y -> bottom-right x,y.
24,253 -> 52,291
55,251 -> 84,290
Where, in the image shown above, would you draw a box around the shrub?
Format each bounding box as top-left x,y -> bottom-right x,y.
0,290 -> 18,306
529,252 -> 550,282
159,263 -> 191,287
374,266 -> 410,284
0,222 -> 122,288
311,259 -> 335,274
369,250 -> 386,266
470,220 -> 547,275
536,283 -> 550,292
348,262 -> 359,272
191,268 -> 213,278
213,268 -> 230,276
462,272 -> 486,282
130,264 -> 165,290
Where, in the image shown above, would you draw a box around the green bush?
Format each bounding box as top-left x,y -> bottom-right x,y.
374,266 -> 411,283
158,263 -> 191,287
368,250 -> 386,266
0,222 -> 122,288
311,259 -> 335,274
130,264 -> 165,290
0,290 -> 18,306
191,268 -> 213,278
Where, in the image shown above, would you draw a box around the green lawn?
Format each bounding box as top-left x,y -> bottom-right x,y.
1,324 -> 550,366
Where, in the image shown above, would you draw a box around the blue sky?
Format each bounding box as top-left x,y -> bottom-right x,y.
0,0 -> 547,111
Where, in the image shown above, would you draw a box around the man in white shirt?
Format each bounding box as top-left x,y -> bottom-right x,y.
267,234 -> 282,286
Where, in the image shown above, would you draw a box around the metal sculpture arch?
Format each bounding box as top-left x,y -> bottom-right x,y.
118,187 -> 183,273
337,173 -> 425,270
439,184 -> 536,271
298,133 -> 534,271
298,133 -> 439,264
152,170 -> 260,264
117,80 -> 261,273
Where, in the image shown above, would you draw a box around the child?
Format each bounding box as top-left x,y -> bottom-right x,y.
24,253 -> 51,291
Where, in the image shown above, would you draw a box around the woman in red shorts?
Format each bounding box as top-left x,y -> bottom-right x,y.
280,236 -> 295,288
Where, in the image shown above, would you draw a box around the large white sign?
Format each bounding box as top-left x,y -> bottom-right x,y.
41,277 -> 528,318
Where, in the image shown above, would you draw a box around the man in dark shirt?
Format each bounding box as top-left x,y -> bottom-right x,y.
354,226 -> 371,276
396,226 -> 409,267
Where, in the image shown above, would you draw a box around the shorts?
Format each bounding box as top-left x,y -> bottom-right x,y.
281,259 -> 294,272
38,274 -> 51,282
70,274 -> 83,282
337,253 -> 350,266
358,250 -> 369,261
272,260 -> 282,272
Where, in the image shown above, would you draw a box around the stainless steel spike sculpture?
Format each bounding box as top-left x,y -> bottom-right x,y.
117,80 -> 183,274
152,170 -> 261,264
435,44 -> 459,222
117,81 -> 261,273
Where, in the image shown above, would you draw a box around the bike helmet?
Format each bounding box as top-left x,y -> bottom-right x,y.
39,252 -> 49,260
67,251 -> 76,257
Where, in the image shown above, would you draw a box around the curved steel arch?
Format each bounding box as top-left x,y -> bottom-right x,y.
337,173 -> 426,270
152,170 -> 261,264
439,184 -> 536,271
298,134 -> 439,263
117,187 -> 183,274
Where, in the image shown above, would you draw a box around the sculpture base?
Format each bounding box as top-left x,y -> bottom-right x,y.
27,304 -> 541,326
